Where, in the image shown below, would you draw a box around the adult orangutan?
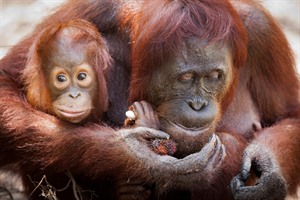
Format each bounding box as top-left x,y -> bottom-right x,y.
22,19 -> 111,124
0,1 -> 299,200
125,0 -> 300,199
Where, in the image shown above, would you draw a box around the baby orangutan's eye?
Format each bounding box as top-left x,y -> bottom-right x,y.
77,72 -> 87,81
57,74 -> 68,82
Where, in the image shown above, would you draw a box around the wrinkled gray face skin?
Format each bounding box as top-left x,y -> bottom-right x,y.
147,38 -> 233,130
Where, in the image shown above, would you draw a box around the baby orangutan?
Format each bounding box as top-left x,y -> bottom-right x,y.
22,19 -> 111,123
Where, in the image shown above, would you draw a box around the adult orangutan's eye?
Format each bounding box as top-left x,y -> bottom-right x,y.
204,70 -> 222,80
179,72 -> 194,82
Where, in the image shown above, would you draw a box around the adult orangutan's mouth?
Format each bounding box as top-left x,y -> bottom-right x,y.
162,119 -> 213,134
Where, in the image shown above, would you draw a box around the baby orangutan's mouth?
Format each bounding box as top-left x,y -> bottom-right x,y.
54,105 -> 91,123
57,109 -> 88,118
